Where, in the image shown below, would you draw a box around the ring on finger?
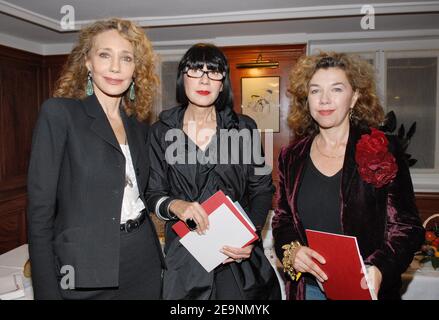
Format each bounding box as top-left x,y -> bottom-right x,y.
185,218 -> 197,230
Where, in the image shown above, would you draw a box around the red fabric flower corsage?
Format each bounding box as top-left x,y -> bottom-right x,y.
355,128 -> 398,188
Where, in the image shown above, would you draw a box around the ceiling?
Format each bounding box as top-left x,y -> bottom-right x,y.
1,0 -> 439,53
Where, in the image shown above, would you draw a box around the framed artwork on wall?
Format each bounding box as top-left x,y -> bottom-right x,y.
241,76 -> 280,132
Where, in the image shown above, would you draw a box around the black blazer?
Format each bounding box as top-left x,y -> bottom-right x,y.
27,94 -> 165,300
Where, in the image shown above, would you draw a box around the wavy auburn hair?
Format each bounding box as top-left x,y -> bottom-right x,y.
53,18 -> 158,121
287,51 -> 384,138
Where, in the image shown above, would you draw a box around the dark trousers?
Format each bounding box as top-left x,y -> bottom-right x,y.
60,221 -> 162,300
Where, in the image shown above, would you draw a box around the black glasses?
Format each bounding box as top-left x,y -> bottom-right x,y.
184,68 -> 224,81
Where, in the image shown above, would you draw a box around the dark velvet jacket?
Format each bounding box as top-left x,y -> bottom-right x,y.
272,124 -> 425,300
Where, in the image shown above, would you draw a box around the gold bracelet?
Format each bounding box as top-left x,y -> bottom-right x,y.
282,241 -> 302,281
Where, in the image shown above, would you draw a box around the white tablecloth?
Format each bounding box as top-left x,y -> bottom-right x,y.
0,244 -> 33,300
262,211 -> 287,300
401,256 -> 439,300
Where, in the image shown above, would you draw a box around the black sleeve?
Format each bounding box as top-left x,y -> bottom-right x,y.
27,100 -> 67,300
145,124 -> 178,220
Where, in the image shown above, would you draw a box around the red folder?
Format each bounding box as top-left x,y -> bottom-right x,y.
172,190 -> 258,247
305,229 -> 376,300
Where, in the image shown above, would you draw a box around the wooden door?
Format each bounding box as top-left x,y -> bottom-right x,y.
222,45 -> 306,207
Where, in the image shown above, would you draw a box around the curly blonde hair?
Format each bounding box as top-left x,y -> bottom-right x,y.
287,51 -> 384,138
53,18 -> 158,121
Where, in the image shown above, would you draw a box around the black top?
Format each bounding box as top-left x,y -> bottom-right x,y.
297,155 -> 343,235
179,129 -> 218,201
146,105 -> 275,252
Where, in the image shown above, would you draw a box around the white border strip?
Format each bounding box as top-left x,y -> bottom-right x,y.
155,196 -> 170,221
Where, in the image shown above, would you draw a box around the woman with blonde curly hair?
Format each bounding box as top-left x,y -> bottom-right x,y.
27,18 -> 165,299
272,51 -> 424,300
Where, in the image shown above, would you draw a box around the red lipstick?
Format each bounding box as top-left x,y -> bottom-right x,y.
104,77 -> 123,85
318,110 -> 335,116
196,90 -> 210,96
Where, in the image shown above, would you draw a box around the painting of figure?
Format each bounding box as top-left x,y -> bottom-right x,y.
241,77 -> 280,132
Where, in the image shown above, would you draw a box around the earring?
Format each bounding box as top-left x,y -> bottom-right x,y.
129,80 -> 135,101
86,72 -> 94,96
349,108 -> 354,121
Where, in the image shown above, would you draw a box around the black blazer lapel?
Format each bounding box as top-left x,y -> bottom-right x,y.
83,94 -> 123,155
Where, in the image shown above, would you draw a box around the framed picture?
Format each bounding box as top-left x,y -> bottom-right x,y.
241,76 -> 280,132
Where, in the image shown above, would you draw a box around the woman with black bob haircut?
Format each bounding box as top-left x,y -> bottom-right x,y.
146,43 -> 281,300
175,43 -> 234,117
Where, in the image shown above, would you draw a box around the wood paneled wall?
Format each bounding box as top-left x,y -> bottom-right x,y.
0,44 -> 438,254
416,193 -> 439,227
0,45 -> 67,253
222,44 -> 306,187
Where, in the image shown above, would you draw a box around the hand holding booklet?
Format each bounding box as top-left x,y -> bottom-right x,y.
172,190 -> 258,272
305,229 -> 377,300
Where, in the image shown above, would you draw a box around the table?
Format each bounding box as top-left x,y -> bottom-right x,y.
0,244 -> 33,300
401,256 -> 439,300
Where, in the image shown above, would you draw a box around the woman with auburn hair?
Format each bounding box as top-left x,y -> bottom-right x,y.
272,51 -> 424,300
27,18 -> 165,299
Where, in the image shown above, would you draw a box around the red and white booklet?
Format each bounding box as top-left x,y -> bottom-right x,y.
172,190 -> 258,272
305,229 -> 377,300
